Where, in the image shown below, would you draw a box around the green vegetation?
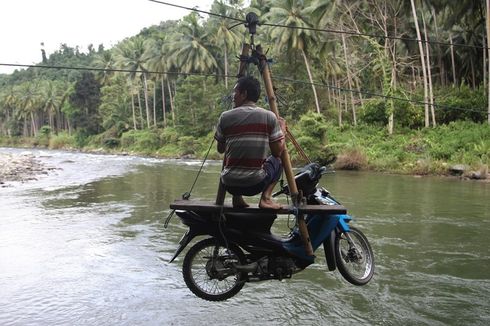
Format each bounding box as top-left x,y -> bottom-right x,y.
0,0 -> 488,177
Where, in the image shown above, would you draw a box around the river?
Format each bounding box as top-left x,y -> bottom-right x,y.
1,148 -> 489,325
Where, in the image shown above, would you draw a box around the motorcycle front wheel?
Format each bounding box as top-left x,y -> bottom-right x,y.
182,238 -> 246,301
335,227 -> 374,285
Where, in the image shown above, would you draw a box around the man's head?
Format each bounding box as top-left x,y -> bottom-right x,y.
233,76 -> 261,107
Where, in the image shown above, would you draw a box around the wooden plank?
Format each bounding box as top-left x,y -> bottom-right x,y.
170,199 -> 347,215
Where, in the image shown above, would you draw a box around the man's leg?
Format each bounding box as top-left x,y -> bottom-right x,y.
259,181 -> 281,209
232,195 -> 249,208
258,156 -> 282,210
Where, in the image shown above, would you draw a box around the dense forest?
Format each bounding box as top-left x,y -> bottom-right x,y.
0,0 -> 489,176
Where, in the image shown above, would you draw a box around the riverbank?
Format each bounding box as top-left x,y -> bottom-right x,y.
2,121 -> 489,182
1,145 -> 488,186
0,151 -> 57,187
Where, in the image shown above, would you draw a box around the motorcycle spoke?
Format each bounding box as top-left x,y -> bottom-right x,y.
338,231 -> 373,281
188,244 -> 241,296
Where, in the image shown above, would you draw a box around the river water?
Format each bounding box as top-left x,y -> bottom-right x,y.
1,148 -> 489,326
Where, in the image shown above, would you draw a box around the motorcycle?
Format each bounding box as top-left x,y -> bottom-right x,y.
169,163 -> 375,301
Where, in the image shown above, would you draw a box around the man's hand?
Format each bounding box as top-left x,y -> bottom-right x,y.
278,117 -> 287,134
217,141 -> 226,154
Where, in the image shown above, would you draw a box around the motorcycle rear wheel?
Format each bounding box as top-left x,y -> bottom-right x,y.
182,238 -> 246,301
335,227 -> 374,285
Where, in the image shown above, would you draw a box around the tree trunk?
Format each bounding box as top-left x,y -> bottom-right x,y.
161,76 -> 167,128
30,112 -> 38,136
432,8 -> 445,86
338,86 -> 342,127
450,33 -> 457,87
167,79 -> 176,127
67,117 -> 72,136
388,53 -> 396,135
390,17 -> 399,134
343,93 -> 348,124
153,81 -> 157,127
341,32 -> 357,126
470,57 -> 476,89
336,77 -> 342,125
189,92 -> 196,127
484,34 -> 487,93
137,89 -> 144,128
325,77 -> 332,104
143,73 -> 151,128
422,12 -> 436,127
300,49 -> 321,114
411,65 -> 417,91
48,109 -> 54,131
354,76 -> 364,108
224,43 -> 228,89
6,109 -> 11,137
487,0 -> 490,123
131,92 -> 137,130
410,0 -> 430,127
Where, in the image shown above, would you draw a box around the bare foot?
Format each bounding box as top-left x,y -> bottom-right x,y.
259,198 -> 282,210
232,195 -> 249,208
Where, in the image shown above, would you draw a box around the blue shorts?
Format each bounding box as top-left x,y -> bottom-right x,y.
225,156 -> 282,196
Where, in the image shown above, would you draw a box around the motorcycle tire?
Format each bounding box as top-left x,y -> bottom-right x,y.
335,227 -> 375,286
182,238 -> 247,301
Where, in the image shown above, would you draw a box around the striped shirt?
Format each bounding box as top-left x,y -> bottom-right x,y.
214,104 -> 284,187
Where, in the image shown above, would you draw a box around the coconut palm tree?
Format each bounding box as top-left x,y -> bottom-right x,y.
0,85 -> 17,136
164,13 -> 218,128
209,0 -> 243,88
93,50 -> 116,86
143,35 -> 171,128
166,12 -> 218,74
16,81 -> 42,136
114,36 -> 152,128
40,79 -> 63,132
265,0 -> 321,114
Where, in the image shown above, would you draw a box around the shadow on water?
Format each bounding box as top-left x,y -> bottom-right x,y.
1,151 -> 489,325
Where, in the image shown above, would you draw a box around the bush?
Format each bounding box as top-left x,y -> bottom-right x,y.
359,97 -> 424,128
289,112 -> 335,164
334,147 -> 368,170
39,125 -> 51,136
422,121 -> 490,166
120,130 -> 137,147
160,127 -> 179,144
120,129 -> 161,153
103,138 -> 120,148
49,132 -> 76,149
436,85 -> 487,123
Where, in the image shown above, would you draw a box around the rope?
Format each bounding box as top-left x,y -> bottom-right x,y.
164,137 -> 215,228
181,137 -> 216,200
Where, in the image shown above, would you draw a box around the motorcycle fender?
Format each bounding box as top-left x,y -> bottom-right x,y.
169,230 -> 195,263
323,229 -> 336,271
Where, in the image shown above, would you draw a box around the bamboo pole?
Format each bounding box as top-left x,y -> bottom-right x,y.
256,45 -> 314,256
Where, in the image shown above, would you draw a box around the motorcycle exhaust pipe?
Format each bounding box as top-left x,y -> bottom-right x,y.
234,262 -> 258,273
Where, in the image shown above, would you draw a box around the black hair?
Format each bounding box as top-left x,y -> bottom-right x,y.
235,76 -> 261,102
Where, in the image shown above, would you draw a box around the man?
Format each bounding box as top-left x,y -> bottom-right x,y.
215,76 -> 286,209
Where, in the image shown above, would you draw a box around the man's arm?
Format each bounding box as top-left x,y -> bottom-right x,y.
270,117 -> 287,157
270,138 -> 285,157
